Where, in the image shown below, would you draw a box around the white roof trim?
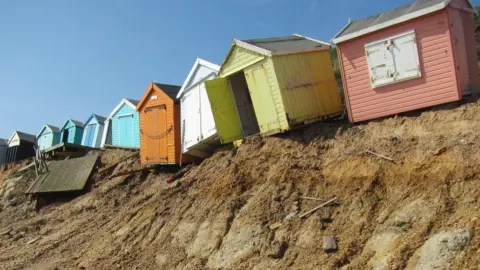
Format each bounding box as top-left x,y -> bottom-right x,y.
332,0 -> 461,44
234,39 -> 273,57
105,98 -> 137,121
293,33 -> 331,46
37,125 -> 53,137
177,58 -> 220,99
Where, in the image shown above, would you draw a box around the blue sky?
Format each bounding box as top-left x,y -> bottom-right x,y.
0,0 -> 478,139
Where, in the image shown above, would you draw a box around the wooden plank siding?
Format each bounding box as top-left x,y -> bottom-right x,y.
220,46 -> 265,77
112,103 -> 140,148
272,50 -> 342,124
338,10 -> 460,123
137,83 -> 193,165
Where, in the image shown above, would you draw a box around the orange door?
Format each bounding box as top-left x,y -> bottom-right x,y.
143,105 -> 168,163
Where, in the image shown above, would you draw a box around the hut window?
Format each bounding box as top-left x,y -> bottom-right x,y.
365,30 -> 421,88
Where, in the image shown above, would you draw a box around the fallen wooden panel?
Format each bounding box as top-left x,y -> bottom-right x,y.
26,154 -> 98,194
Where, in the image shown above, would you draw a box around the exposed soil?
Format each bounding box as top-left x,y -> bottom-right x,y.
1,98 -> 480,269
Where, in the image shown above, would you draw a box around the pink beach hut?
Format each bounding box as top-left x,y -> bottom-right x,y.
332,0 -> 480,123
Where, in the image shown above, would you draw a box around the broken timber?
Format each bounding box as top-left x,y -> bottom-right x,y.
299,197 -> 338,219
364,150 -> 394,162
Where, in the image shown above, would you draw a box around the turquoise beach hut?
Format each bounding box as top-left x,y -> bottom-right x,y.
81,114 -> 106,148
60,119 -> 84,145
101,98 -> 140,149
37,124 -> 61,151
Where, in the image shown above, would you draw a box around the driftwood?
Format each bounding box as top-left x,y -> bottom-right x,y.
364,150 -> 394,162
299,197 -> 337,219
98,151 -> 139,174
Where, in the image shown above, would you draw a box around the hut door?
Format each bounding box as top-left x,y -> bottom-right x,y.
205,78 -> 243,144
229,72 -> 260,137
85,124 -> 96,147
144,105 -> 168,163
119,114 -> 133,147
62,129 -> 69,143
245,63 -> 281,134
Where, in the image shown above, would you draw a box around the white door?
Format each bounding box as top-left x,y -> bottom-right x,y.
200,80 -> 217,140
182,88 -> 200,150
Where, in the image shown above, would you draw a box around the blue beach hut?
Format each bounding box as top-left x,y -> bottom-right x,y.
60,119 -> 84,145
101,98 -> 140,149
37,124 -> 61,151
81,114 -> 106,148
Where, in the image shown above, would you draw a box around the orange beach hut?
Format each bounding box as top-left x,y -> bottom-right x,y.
136,82 -> 192,165
332,0 -> 480,123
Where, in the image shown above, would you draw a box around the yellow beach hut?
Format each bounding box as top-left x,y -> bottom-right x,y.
205,34 -> 342,144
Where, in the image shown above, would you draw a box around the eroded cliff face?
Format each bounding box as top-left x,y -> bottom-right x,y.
1,100 -> 480,270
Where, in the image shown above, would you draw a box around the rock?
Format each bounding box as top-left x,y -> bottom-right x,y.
267,241 -> 288,259
323,236 -> 338,253
269,222 -> 283,230
409,230 -> 472,269
284,212 -> 296,221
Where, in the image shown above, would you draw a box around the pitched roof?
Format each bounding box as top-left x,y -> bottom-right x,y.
177,58 -> 220,99
15,131 -> 36,143
153,83 -> 181,101
241,35 -> 329,54
0,138 -> 8,146
126,99 -> 139,106
332,0 -> 475,44
92,114 -> 107,124
38,124 -> 61,137
70,119 -> 84,127
46,125 -> 61,133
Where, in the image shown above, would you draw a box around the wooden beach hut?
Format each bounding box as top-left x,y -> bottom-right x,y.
205,34 -> 342,144
101,98 -> 140,149
0,139 -> 7,165
177,58 -> 220,158
136,82 -> 192,165
332,0 -> 480,123
60,119 -> 84,145
5,131 -> 36,163
81,114 -> 106,148
37,125 -> 61,151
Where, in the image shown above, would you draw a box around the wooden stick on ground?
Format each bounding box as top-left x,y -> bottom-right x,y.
301,196 -> 327,202
299,197 -> 337,219
364,150 -> 394,162
98,151 -> 139,174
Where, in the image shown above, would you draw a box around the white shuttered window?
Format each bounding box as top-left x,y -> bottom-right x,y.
365,30 -> 421,88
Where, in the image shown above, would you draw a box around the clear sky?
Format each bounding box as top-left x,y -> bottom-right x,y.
0,0 -> 478,139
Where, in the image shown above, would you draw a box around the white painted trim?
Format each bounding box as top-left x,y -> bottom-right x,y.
177,58 -> 221,99
331,20 -> 353,44
292,33 -> 331,46
234,39 -> 273,56
365,29 -> 416,47
100,119 -> 110,148
332,1 -> 462,44
106,98 -> 138,121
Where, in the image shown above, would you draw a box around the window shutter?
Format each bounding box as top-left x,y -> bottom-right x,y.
365,41 -> 395,88
391,31 -> 421,81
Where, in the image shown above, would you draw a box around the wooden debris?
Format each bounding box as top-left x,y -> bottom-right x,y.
166,165 -> 194,183
0,228 -> 11,236
27,237 -> 40,244
98,151 -> 139,174
299,197 -> 337,219
364,150 -> 394,162
323,236 -> 338,253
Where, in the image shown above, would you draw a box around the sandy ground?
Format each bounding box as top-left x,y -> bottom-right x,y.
1,98 -> 480,269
